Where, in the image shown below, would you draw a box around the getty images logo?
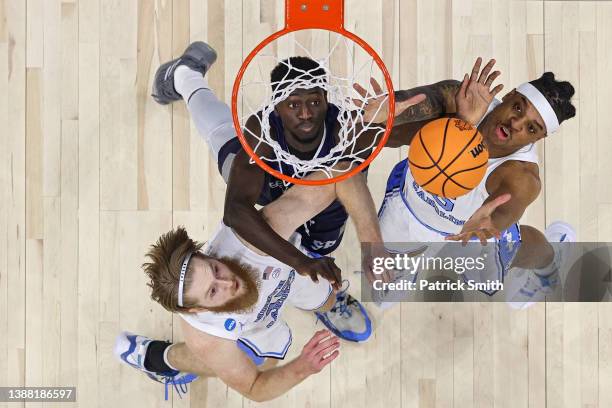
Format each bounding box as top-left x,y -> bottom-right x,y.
470,143 -> 485,158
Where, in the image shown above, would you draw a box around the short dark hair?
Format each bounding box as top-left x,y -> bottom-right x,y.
530,72 -> 576,125
270,56 -> 327,96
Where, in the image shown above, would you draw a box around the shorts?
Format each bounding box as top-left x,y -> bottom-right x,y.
294,202 -> 347,255
235,268 -> 333,360
237,340 -> 266,366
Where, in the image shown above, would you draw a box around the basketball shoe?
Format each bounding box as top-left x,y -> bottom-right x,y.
315,281 -> 372,342
152,41 -> 217,104
114,331 -> 198,400
506,221 -> 576,309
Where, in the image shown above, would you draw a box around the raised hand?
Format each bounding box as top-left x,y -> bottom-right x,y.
445,193 -> 511,245
295,256 -> 342,290
353,78 -> 426,124
296,330 -> 341,375
456,57 -> 504,126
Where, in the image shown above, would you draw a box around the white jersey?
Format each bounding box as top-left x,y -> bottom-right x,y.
378,100 -> 535,294
402,99 -> 538,236
180,222 -> 332,359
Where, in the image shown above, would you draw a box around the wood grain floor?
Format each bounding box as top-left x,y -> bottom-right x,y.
1,0 -> 611,407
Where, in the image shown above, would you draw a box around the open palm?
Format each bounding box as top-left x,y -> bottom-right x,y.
353,78 -> 426,124
456,57 -> 504,126
445,194 -> 511,245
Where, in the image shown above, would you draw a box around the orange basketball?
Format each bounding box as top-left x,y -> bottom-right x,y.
408,118 -> 488,198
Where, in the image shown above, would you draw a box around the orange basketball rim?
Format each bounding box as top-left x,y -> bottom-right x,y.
231,0 -> 396,186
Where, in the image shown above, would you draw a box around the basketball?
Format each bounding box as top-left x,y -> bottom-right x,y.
408,118 -> 489,199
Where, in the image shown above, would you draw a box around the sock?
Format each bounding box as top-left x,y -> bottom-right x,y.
144,341 -> 175,373
533,244 -> 561,278
183,82 -> 237,180
163,344 -> 179,371
174,65 -> 208,100
533,260 -> 556,278
534,232 -> 569,278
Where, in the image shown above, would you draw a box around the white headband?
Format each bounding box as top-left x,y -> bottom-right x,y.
516,82 -> 560,134
177,252 -> 194,307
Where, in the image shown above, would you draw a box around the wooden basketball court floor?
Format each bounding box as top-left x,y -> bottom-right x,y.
1,0 -> 612,407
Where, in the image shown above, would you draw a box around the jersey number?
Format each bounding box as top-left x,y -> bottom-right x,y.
432,195 -> 455,212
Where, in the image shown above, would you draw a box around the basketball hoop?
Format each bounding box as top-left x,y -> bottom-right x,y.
231,0 -> 395,186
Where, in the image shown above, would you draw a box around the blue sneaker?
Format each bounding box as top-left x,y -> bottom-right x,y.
114,331 -> 198,400
315,282 -> 372,342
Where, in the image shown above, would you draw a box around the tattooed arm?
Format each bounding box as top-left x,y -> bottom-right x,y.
387,58 -> 503,147
385,80 -> 461,147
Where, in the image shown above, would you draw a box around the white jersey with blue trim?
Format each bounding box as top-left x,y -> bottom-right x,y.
402,99 -> 539,236
180,222 -> 332,359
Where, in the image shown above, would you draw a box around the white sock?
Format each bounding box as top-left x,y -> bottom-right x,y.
174,65 -> 208,100
163,344 -> 180,371
533,260 -> 556,277
533,244 -> 560,277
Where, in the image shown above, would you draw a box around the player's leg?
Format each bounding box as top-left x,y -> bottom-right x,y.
289,272 -> 372,343
506,221 -> 576,308
166,339 -> 278,374
152,41 -> 239,182
511,225 -> 554,269
314,282 -> 372,342
286,246 -> 372,343
259,166 -> 352,241
114,328 -> 276,397
113,332 -> 199,399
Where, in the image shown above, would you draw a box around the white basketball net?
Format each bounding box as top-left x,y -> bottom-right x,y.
237,31 -> 390,182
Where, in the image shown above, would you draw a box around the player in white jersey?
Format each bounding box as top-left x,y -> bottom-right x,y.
146,42 -> 420,291
114,168 -> 377,402
376,58 -> 577,305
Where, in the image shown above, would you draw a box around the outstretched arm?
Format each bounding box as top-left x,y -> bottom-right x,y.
445,162 -> 541,244
346,79 -> 460,150
182,320 -> 340,403
384,80 -> 461,147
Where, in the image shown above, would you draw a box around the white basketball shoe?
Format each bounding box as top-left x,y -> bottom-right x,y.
114,331 -> 198,400
506,221 -> 576,309
315,281 -> 372,342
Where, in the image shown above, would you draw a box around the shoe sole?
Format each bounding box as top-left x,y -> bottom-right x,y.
152,41 -> 217,105
182,41 -> 217,69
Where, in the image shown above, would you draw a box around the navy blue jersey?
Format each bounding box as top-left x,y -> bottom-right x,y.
258,104 -> 348,255
257,104 -> 340,203
217,103 -> 350,255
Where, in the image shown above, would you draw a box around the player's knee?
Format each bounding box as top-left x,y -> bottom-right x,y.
519,225 -> 545,245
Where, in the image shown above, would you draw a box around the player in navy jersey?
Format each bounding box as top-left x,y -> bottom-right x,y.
151,42 -> 421,289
